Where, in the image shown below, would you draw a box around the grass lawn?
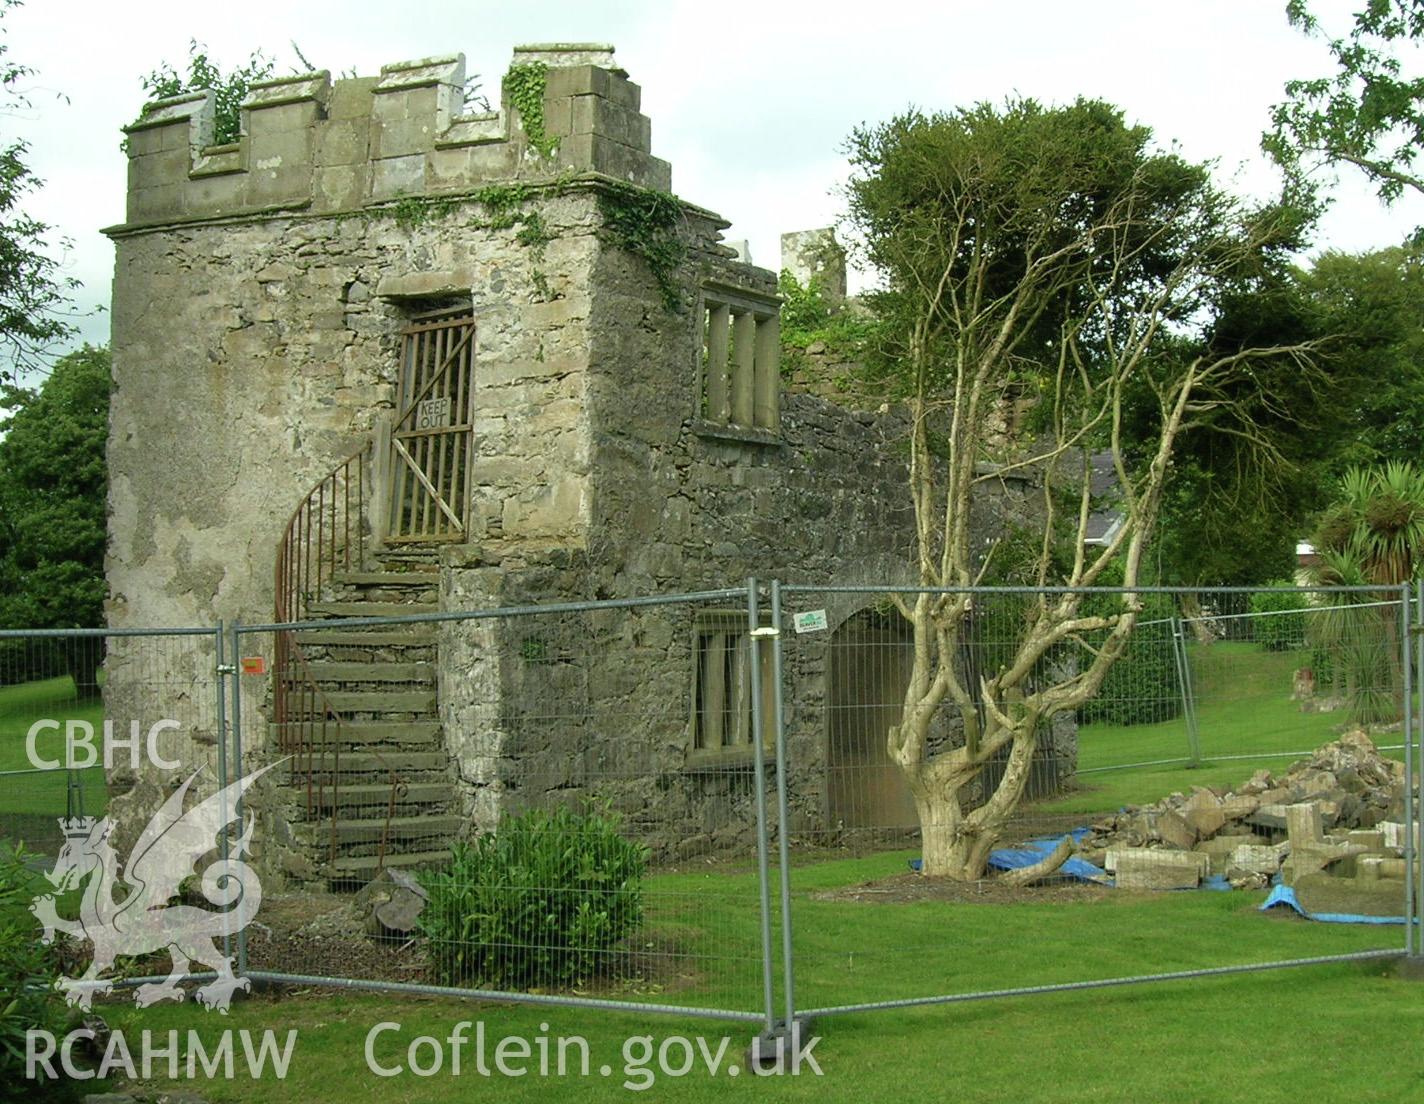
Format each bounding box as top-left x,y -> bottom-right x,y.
1043,641 -> 1401,814
21,639 -> 1423,1099
0,674 -> 107,829
91,857 -> 1415,1103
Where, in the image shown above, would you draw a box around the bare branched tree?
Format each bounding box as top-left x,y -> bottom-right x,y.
845,99 -> 1321,879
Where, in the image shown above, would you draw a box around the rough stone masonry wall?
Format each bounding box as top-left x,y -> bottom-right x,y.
108,46 -> 670,632
105,42 -> 1076,857
106,193 -> 597,632
435,202 -> 1074,854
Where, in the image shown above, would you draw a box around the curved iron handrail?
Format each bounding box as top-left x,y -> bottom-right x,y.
273,441 -> 406,874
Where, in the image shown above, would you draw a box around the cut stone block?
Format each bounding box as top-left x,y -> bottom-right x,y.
1115,851 -> 1205,890
1218,794 -> 1259,821
1182,789 -> 1226,838
1377,857 -> 1407,879
1106,847 -> 1209,874
1286,803 -> 1324,846
1156,809 -> 1198,850
1228,844 -> 1280,877
1381,821 -> 1419,851
1247,804 -> 1291,833
1194,837 -> 1243,875
1282,841 -> 1366,885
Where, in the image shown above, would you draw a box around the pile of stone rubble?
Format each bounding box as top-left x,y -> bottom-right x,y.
1076,730 -> 1411,891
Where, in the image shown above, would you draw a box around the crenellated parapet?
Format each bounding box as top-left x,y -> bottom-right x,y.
119,44 -> 671,228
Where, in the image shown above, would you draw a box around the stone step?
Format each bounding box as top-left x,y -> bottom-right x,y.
284,690 -> 437,715
308,781 -> 454,811
306,601 -> 439,619
299,661 -> 434,684
269,721 -> 444,746
295,627 -> 437,647
330,849 -> 451,877
284,751 -> 448,775
298,814 -> 462,846
332,571 -> 439,587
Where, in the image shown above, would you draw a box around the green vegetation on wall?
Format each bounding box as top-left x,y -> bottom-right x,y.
596,181 -> 686,312
141,42 -> 275,145
504,62 -> 557,158
777,269 -> 883,380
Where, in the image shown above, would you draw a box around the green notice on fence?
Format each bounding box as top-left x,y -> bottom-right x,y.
793,609 -> 828,633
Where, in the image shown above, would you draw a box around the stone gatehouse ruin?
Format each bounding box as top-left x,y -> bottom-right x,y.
102,44 -> 1074,879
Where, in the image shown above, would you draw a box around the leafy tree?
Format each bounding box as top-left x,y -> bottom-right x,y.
1150,244 -> 1424,587
0,345 -> 110,688
845,98 -> 1319,879
1143,271 -> 1330,587
1298,245 -> 1424,473
1267,0 -> 1424,216
0,0 -> 77,379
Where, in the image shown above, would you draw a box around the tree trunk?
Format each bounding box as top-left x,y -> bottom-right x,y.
1179,594 -> 1215,645
917,795 -> 996,879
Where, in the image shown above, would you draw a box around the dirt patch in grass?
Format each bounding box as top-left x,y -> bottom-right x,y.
813,871 -> 1114,906
244,890 -> 427,984
243,890 -> 700,998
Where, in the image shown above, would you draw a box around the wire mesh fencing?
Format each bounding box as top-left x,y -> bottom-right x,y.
3,581 -> 1419,1033
770,583 -> 1412,1019
230,587 -> 780,1024
0,628 -> 222,861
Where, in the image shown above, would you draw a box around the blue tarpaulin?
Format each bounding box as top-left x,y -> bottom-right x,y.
1259,882 -> 1405,925
909,829 -> 1230,891
985,828 -> 1106,882
909,828 -> 1108,882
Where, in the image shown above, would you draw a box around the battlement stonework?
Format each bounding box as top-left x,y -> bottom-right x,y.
121,45 -> 669,226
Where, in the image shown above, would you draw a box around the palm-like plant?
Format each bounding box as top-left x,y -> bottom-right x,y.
1314,462 -> 1424,584
1308,463 -> 1424,724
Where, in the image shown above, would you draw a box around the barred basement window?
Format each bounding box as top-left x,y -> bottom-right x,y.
699,288 -> 780,433
687,612 -> 775,768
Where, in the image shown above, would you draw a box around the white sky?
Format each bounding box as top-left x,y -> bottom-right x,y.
7,0 -> 1424,352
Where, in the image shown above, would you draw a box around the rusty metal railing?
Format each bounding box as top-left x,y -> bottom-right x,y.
273,441 -> 403,874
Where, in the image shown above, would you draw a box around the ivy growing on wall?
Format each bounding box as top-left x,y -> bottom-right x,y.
503,62 -> 557,158
388,194 -> 461,230
596,181 -> 686,312
776,269 -> 889,387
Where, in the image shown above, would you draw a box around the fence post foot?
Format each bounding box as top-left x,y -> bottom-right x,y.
1393,953 -> 1424,981
746,1016 -> 817,1075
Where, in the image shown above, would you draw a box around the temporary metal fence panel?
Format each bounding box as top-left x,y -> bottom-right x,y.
770,584 -> 1411,1020
5,581 -> 1420,1033
230,585 -> 780,1026
0,627 -> 223,861
0,625 -> 238,1007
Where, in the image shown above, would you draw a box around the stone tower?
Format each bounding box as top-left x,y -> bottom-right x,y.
104,44 -> 1063,880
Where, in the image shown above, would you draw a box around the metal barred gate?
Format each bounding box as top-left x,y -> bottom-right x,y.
381,307 -> 477,543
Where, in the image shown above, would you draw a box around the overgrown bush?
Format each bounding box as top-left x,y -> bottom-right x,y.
1077,594 -> 1182,727
0,845 -> 78,1099
141,42 -> 275,145
1248,584 -> 1307,651
417,803 -> 648,989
